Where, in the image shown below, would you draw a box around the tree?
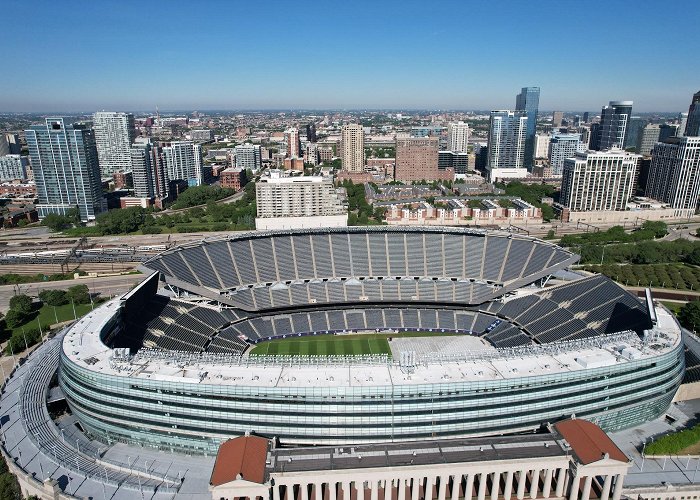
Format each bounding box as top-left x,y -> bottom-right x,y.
679,301 -> 700,331
39,289 -> 68,306
96,207 -> 150,234
4,309 -> 26,329
67,284 -> 90,305
9,294 -> 33,314
41,213 -> 74,232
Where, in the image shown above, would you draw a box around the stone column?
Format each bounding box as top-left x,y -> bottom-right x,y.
384,480 -> 392,500
555,469 -> 566,498
273,484 -> 281,500
465,474 -> 474,500
425,476 -> 434,500
302,483 -> 309,500
342,482 -> 351,500
600,475 -> 612,500
542,469 -> 553,499
503,471 -> 514,500
477,473 -> 487,500
371,481 -> 379,500
398,480 -> 407,500
491,472 -> 500,500
529,469 -> 539,499
412,478 -> 420,500
330,482 -> 337,500
438,475 -> 448,500
315,482 -> 323,500
451,475 -> 461,500
568,474 -> 580,500
611,475 -> 623,500
581,477 -> 592,500
516,470 -> 527,500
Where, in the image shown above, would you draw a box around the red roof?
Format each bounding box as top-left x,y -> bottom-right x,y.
210,436 -> 270,486
555,419 -> 627,465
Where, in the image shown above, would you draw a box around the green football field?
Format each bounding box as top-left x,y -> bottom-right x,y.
248,331 -> 459,356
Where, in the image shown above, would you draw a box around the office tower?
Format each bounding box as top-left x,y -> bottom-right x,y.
5,134 -> 21,155
583,112 -> 590,123
552,111 -> 564,128
685,90 -> 700,136
659,124 -> 679,142
162,141 -> 203,186
0,135 -> 8,156
341,124 -> 365,172
548,133 -> 582,176
679,113 -> 689,137
306,122 -> 317,142
515,87 -> 540,170
637,124 -> 661,156
285,127 -> 300,158
25,117 -> 104,221
234,143 -> 262,172
486,110 -> 528,181
646,137 -> 700,210
0,155 -> 28,181
595,101 -> 633,150
92,111 -> 136,177
438,151 -> 469,175
395,136 -> 440,181
474,142 -> 488,173
624,117 -> 646,151
561,148 -> 640,212
131,141 -> 168,199
588,123 -> 601,150
577,127 -> 591,148
534,134 -> 551,159
447,121 -> 470,153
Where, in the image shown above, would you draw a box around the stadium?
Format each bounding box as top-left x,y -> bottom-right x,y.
56,226 -> 684,455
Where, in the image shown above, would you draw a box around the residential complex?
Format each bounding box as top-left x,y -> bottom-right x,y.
0,154 -> 28,181
25,117 -> 104,221
92,111 -> 136,176
162,141 -> 203,186
637,124 -> 661,156
284,127 -> 301,158
548,133 -> 582,175
486,110 -> 528,181
560,148 -> 640,212
395,136 -> 443,182
447,121 -> 470,153
646,136 -> 700,211
130,140 -> 169,201
234,143 -> 262,172
515,87 -> 539,170
341,123 -> 365,172
593,101 -> 633,150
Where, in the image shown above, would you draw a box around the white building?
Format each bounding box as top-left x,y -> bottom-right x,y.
234,143 -> 262,172
447,121 -> 470,153
92,111 -> 136,177
637,124 -> 660,155
560,148 -> 640,212
486,110 -> 528,181
131,141 -> 168,200
534,134 -> 551,159
646,137 -> 700,210
548,133 -> 583,176
0,155 -> 28,181
285,127 -> 301,158
255,171 -> 347,230
341,124 -> 365,172
162,141 -> 203,186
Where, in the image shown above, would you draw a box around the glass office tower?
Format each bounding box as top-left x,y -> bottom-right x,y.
515,87 -> 540,171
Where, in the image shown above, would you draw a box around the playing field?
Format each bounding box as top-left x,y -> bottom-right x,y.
248,331 -> 459,356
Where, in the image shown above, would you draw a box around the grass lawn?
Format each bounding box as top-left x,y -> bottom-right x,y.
646,423 -> 700,456
12,302 -> 94,335
249,331 -> 460,357
583,263 -> 700,290
660,301 -> 685,316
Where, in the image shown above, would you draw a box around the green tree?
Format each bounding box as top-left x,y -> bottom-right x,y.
67,284 -> 90,305
4,309 -> 26,329
38,289 -> 68,306
9,294 -> 33,314
679,301 -> 700,331
40,213 -> 74,232
96,207 -> 150,234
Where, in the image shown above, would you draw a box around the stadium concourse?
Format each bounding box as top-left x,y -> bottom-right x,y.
0,226 -> 689,498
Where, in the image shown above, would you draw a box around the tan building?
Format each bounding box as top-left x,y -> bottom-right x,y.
285,127 -> 300,158
284,157 -> 305,171
341,124 -> 365,172
395,136 -> 446,182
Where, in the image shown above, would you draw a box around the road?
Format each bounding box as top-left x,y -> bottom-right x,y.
0,273 -> 146,312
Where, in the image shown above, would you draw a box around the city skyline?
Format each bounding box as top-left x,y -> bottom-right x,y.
2,0 -> 698,113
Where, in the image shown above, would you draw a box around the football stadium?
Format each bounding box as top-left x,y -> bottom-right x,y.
53,226 -> 684,455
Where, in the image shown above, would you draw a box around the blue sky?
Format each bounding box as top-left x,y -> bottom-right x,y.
2,0 -> 698,112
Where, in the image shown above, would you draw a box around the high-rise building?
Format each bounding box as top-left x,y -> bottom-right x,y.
646,137 -> 700,210
486,110 -> 528,181
306,122 -> 317,142
588,123 -> 601,150
548,134 -> 583,176
679,113 -> 689,138
447,121 -> 470,153
515,87 -> 540,170
552,111 -> 564,128
341,124 -> 365,173
534,134 -> 551,159
285,128 -> 300,158
659,124 -> 679,142
25,117 -> 104,221
624,117 -> 646,151
92,111 -> 136,177
305,143 -> 318,166
395,136 -> 440,182
0,135 -> 9,156
162,141 -> 203,186
560,148 -> 640,212
5,134 -> 21,155
0,155 -> 28,181
637,124 -> 661,156
131,141 -> 168,200
595,101 -> 633,150
583,112 -> 590,123
234,143 -> 262,172
438,151 -> 469,175
685,90 -> 700,136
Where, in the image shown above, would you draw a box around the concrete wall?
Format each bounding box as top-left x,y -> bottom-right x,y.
255,214 -> 348,231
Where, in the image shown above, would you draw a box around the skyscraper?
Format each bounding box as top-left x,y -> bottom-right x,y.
561,148 -> 640,212
341,124 -> 365,172
659,124 -> 680,142
534,134 -> 551,159
679,113 -> 689,138
595,101 -> 633,150
93,111 -> 136,177
646,137 -> 700,210
306,122 -> 317,142
552,111 -> 564,128
285,128 -> 300,158
624,117 -> 646,151
447,121 -> 470,153
25,117 -> 104,221
548,133 -> 583,176
0,155 -> 28,181
131,141 -> 168,200
515,87 -> 540,170
395,136 -> 440,182
685,90 -> 700,136
0,135 -> 8,156
637,124 -> 661,156
235,143 -> 262,172
486,110 -> 528,181
162,141 -> 203,186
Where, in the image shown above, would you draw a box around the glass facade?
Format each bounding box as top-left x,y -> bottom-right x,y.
515,87 -> 540,171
